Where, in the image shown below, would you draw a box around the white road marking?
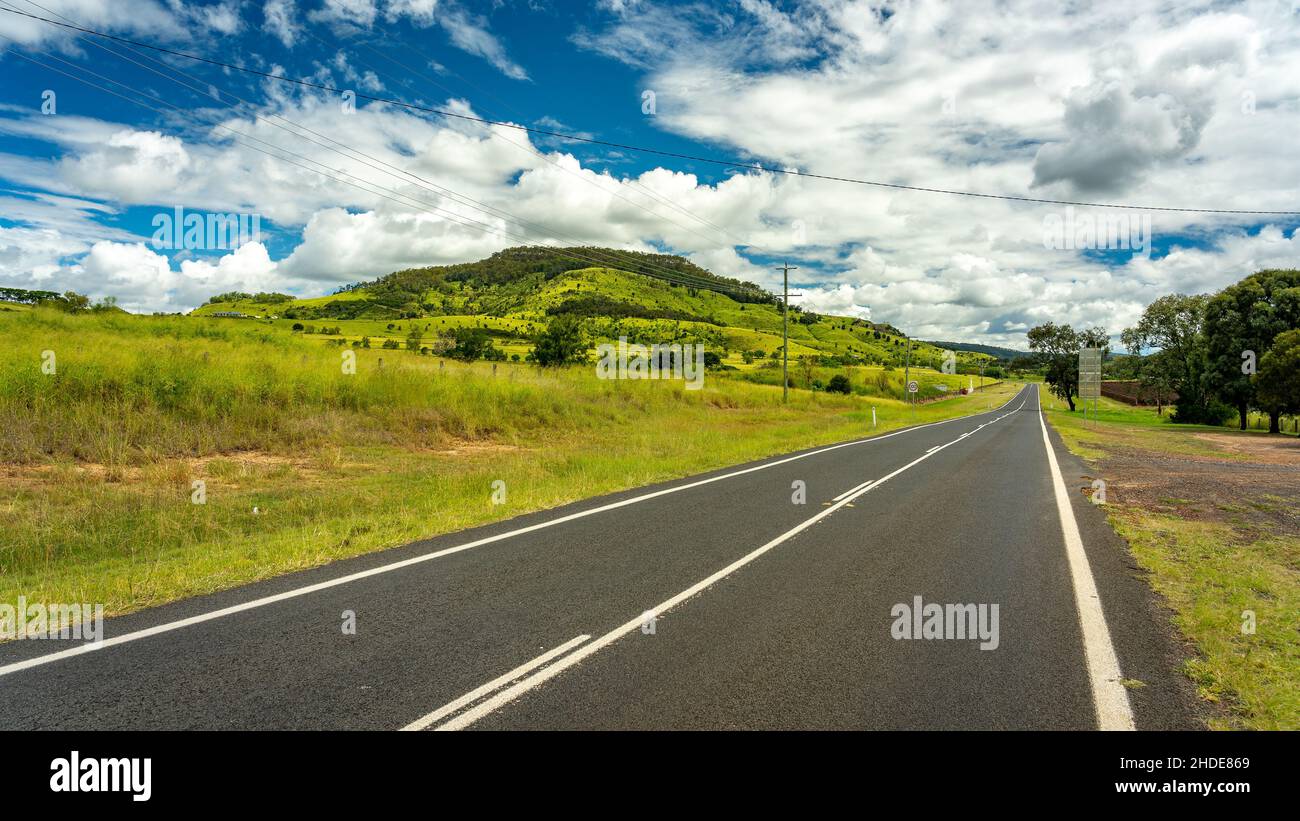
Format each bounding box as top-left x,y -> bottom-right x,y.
401,634 -> 591,731
430,388 -> 1032,731
0,388 -> 1024,679
831,479 -> 874,502
1037,393 -> 1135,731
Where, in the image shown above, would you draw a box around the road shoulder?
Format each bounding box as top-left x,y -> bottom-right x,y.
1041,415 -> 1211,730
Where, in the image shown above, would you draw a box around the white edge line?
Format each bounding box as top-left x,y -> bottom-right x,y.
1037,393 -> 1135,731
433,387 -> 1032,731
0,387 -> 1026,679
401,634 -> 591,731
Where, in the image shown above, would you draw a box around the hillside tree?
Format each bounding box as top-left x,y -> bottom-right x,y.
532,314 -> 588,367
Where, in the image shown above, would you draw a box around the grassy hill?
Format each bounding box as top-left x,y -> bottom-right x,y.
193,246 -> 995,381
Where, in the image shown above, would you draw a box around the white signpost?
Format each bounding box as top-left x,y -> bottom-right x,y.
907,380 -> 919,394
1079,347 -> 1102,422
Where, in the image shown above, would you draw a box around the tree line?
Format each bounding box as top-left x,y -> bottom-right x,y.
1028,269 -> 1300,432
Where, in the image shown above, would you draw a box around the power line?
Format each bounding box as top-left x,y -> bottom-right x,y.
2,5 -> 1296,216
3,0 -> 731,294
0,2 -> 768,301
4,41 -> 757,305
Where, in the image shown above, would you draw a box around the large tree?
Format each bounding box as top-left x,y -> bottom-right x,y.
1256,330 -> 1300,433
1121,293 -> 1220,424
531,314 -> 588,367
1203,269 -> 1300,430
1026,322 -> 1108,411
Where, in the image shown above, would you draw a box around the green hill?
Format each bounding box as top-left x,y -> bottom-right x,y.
192,246 -> 994,372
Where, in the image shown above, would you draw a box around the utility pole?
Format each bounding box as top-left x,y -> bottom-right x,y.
903,334 -> 912,417
775,262 -> 799,403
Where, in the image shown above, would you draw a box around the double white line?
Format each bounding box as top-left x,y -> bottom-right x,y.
412,389 -> 1033,731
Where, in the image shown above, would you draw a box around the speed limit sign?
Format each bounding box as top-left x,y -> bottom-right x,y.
906,380 -> 919,393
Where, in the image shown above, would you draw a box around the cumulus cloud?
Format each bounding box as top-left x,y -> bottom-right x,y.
59,130 -> 191,202
41,240 -> 307,314
278,206 -> 506,281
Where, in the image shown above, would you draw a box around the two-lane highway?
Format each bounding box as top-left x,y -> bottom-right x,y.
0,384 -> 1200,730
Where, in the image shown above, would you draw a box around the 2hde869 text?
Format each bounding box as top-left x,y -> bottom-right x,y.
1120,758 -> 1251,773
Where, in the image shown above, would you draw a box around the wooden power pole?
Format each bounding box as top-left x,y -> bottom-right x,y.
775,262 -> 799,403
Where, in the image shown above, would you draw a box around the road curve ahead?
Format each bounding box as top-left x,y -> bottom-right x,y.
0,384 -> 1199,730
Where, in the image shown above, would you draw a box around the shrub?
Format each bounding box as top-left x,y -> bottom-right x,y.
827,374 -> 852,394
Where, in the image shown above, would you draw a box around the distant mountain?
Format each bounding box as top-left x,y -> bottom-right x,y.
193,246 -> 995,367
921,340 -> 1028,361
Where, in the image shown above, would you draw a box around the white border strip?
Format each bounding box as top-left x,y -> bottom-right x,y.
0,387 -> 1024,679
1037,397 -> 1135,731
430,389 -> 1031,730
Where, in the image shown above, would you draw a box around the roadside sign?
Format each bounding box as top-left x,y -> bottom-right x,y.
1079,347 -> 1102,422
1078,348 -> 1102,401
907,380 -> 919,393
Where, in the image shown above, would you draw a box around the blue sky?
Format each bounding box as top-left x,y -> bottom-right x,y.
1,0 -> 1299,346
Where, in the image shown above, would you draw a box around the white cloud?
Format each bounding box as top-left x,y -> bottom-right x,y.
304,0 -> 528,80
0,0 -> 187,48
434,8 -> 529,81
278,206 -> 506,280
309,0 -> 378,29
0,225 -> 89,282
58,129 -> 191,202
45,240 -> 303,314
264,0 -> 301,47
384,0 -> 439,26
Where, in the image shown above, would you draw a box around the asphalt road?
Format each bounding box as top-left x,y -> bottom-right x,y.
0,384 -> 1201,730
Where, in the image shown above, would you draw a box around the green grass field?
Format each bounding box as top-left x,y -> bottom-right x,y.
1041,384 -> 1299,729
0,307 -> 1020,619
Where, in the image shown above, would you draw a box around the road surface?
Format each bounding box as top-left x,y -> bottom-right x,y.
0,384 -> 1200,730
